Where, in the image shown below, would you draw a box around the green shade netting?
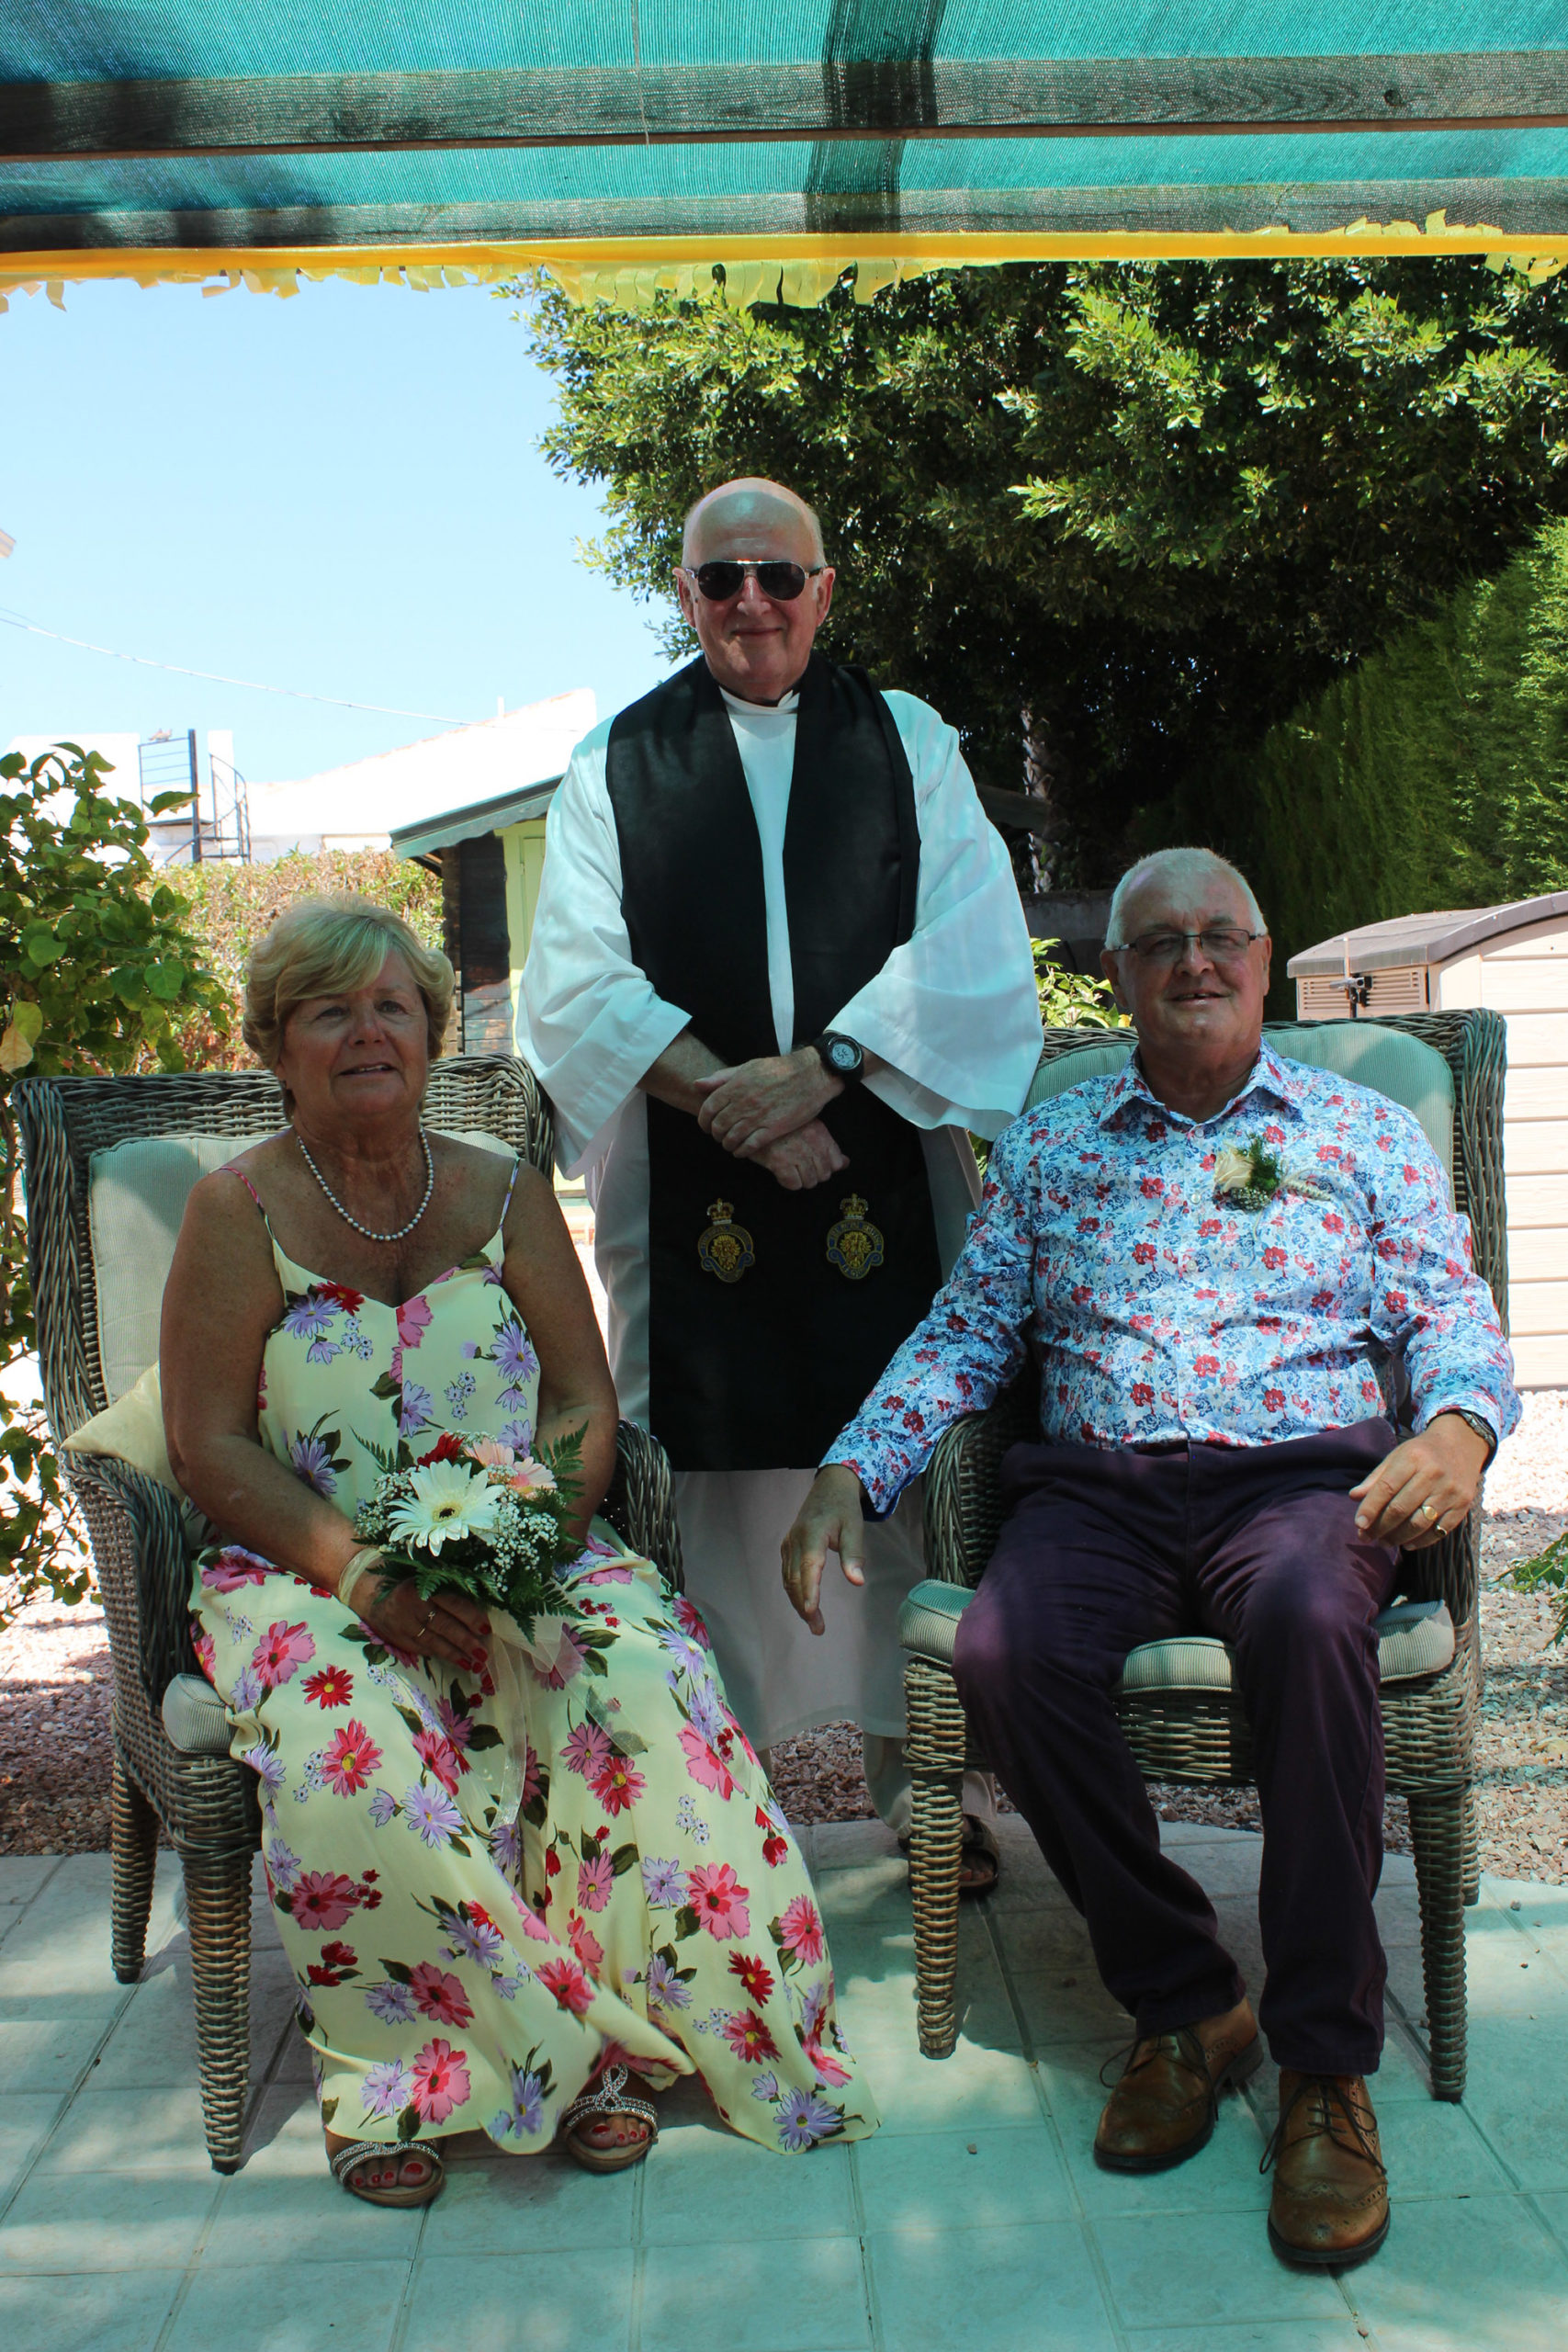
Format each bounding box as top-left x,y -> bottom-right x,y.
4,4 -> 1565,285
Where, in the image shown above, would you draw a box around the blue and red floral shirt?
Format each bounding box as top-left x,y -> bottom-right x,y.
831,1039 -> 1519,1514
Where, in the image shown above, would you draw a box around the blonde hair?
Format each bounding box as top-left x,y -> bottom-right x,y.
243,896 -> 454,1105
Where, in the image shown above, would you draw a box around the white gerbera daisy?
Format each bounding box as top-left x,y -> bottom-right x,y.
388,1460 -> 502,1555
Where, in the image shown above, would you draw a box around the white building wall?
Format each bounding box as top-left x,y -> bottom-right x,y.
1435,916 -> 1568,1389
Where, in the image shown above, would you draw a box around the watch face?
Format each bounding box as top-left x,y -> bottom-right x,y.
829,1041 -> 858,1071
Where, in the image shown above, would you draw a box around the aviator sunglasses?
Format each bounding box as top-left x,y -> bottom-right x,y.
682,559 -> 826,603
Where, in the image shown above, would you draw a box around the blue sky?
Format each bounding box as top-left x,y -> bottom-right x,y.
1,277 -> 671,782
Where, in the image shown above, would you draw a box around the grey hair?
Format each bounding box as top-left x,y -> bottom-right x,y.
1104,847 -> 1266,950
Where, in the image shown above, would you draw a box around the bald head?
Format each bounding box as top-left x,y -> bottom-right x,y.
682,478 -> 825,567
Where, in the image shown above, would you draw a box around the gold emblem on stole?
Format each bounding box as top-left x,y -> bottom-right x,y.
826,1194 -> 885,1281
697,1200 -> 755,1283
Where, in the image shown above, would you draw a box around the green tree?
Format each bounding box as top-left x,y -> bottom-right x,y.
524,259 -> 1568,884
0,744 -> 230,1625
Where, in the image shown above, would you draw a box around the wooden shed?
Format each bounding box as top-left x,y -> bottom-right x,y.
391,779 -> 561,1057
1288,893 -> 1568,1388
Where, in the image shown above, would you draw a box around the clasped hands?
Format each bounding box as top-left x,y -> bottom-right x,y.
695,1045 -> 846,1193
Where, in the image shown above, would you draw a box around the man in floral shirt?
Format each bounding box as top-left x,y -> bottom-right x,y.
784,846 -> 1518,2273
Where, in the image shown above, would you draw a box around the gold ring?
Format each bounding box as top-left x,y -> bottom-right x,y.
1418,1501 -> 1437,1519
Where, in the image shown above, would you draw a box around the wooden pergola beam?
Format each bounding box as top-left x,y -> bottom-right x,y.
3,53 -> 1567,161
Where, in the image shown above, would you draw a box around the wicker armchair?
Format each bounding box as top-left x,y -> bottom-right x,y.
14,1055 -> 682,2172
903,1012 -> 1507,2101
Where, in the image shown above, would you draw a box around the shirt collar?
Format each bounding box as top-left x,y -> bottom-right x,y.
720,685 -> 799,717
1097,1035 -> 1306,1131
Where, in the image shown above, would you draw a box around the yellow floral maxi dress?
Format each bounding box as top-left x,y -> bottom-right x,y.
191,1169 -> 879,2157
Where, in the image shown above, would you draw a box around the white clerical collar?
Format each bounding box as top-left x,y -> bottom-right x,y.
720,685 -> 799,717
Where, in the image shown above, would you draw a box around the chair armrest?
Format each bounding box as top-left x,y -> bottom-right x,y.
922,1370 -> 1039,1590
66,1452 -> 197,1723
602,1419 -> 684,1593
1397,1501 -> 1480,1630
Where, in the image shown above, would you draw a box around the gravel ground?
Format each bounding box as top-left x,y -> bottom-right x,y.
6,1395 -> 1565,1872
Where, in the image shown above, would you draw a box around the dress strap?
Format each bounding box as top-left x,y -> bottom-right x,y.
500,1154 -> 524,1227
218,1162 -> 279,1240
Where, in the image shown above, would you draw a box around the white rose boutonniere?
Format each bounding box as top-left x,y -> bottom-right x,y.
1213,1136 -> 1332,1214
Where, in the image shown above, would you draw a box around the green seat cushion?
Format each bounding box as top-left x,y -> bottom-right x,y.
897,1579 -> 1455,1687
86,1125 -> 518,1403
1024,1022 -> 1453,1193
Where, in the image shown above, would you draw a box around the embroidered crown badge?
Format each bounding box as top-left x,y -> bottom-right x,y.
826,1194 -> 885,1281
697,1200 -> 755,1283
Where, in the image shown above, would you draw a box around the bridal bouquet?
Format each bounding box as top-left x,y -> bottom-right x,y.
352,1430 -> 586,1625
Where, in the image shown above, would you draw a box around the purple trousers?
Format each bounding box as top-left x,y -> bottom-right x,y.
951,1419 -> 1402,2075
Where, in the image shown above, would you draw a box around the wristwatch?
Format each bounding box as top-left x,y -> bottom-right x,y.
812,1032 -> 865,1084
1438,1406 -> 1497,1463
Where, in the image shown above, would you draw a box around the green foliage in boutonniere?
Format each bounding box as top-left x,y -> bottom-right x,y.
1213,1136 -> 1334,1214
1213,1137 -> 1284,1213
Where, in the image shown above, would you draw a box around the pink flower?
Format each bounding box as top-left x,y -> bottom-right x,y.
568,1911 -> 605,1973
408,1962 -> 474,2027
252,1620 -> 315,1690
191,1630 -> 218,1682
536,1625 -> 588,1690
396,1294 -> 433,1351
577,1853 -> 615,1913
504,1457 -> 558,1497
520,1740 -> 542,1811
561,1721 -> 612,1781
468,1436 -> 515,1468
720,2007 -> 780,2064
321,1720 -> 382,1797
778,1895 -> 824,1964
590,1755 -> 646,1816
687,1862 -> 750,1942
581,1561 -> 634,1586
679,1725 -> 736,1800
805,2025 -> 852,2088
673,1596 -> 711,1649
537,1958 -> 594,2016
290,1871 -> 361,1933
409,2036 -> 470,2121
412,1727 -> 465,1795
201,1547 -> 272,1593
509,1889 -> 554,1943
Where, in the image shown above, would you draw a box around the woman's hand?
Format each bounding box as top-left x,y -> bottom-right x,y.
357,1577 -> 491,1672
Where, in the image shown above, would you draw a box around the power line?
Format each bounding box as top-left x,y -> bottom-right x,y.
0,605 -> 472,724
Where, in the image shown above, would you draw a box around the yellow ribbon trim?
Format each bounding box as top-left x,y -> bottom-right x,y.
3,221 -> 1565,312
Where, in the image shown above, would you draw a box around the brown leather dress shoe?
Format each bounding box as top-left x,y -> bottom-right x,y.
1094,1997 -> 1261,2173
1265,2072 -> 1389,2270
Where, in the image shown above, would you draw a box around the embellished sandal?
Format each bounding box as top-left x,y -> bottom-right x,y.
559,2064 -> 660,2174
329,2138 -> 446,2208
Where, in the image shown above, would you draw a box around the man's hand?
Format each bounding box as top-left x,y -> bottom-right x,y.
1349,1412 -> 1491,1549
754,1119 -> 850,1193
782,1464 -> 867,1634
696,1047 -> 840,1159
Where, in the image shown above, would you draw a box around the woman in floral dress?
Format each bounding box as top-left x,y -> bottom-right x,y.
162,898 -> 877,2206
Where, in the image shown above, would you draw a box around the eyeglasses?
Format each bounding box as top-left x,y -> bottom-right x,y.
681,560 -> 825,603
1114,927 -> 1265,967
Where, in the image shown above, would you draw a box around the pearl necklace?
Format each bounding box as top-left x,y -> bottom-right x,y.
295,1127 -> 434,1244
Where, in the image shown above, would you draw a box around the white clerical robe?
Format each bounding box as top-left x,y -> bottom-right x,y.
517,679 -> 1042,1797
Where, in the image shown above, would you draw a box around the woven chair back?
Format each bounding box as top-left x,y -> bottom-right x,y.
16,1056 -> 552,1447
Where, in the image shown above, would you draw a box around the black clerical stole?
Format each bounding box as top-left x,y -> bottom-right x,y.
604,652 -> 942,1470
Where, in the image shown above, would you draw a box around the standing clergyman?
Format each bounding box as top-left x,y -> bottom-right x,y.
518,477 -> 1042,1877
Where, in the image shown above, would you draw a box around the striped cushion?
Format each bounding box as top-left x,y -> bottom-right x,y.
162,1671 -> 231,1756
897,1581 -> 1455,1688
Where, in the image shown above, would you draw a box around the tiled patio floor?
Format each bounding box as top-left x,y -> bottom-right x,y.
4,1816 -> 1568,2351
